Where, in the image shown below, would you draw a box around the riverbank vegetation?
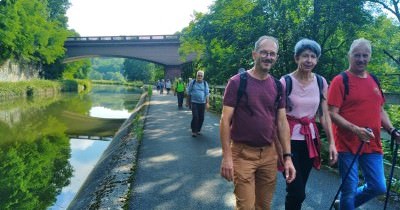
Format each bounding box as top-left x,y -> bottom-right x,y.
0,79 -> 62,98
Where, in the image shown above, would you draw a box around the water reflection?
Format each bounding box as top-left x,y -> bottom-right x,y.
90,106 -> 131,119
51,138 -> 110,209
0,84 -> 141,209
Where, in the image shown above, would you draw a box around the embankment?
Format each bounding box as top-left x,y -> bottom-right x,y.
68,91 -> 149,210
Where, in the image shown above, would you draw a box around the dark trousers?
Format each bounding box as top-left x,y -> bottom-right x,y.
191,102 -> 205,133
284,140 -> 314,210
177,92 -> 184,107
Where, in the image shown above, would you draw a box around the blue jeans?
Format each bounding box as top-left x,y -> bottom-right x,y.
338,152 -> 386,210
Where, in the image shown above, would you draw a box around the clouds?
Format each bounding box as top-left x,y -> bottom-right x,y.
66,0 -> 214,36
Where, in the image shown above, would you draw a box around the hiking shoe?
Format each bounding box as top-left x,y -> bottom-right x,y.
333,199 -> 340,210
192,133 -> 197,137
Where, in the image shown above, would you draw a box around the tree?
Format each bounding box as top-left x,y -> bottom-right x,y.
180,0 -> 373,84
89,70 -> 103,80
123,59 -> 159,82
0,0 -> 69,67
46,0 -> 71,27
365,0 -> 400,23
63,59 -> 92,79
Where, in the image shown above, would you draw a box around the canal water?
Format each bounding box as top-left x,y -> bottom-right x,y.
0,84 -> 141,210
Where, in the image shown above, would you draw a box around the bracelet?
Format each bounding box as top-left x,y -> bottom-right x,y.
283,153 -> 293,158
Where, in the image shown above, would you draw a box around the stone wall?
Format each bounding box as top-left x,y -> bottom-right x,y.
0,60 -> 40,81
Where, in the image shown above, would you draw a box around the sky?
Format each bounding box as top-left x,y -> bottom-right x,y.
66,0 -> 215,37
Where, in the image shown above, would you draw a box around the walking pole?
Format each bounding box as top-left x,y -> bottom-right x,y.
383,138 -> 399,210
329,141 -> 365,210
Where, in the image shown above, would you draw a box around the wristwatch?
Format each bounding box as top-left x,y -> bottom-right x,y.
283,153 -> 293,158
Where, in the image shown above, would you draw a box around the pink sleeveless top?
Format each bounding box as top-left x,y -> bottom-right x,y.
280,73 -> 328,140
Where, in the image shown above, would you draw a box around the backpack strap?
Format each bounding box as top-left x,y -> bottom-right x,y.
315,74 -> 325,116
204,81 -> 208,97
274,77 -> 283,111
283,75 -> 292,111
188,79 -> 196,94
236,72 -> 247,108
235,72 -> 254,115
341,72 -> 349,100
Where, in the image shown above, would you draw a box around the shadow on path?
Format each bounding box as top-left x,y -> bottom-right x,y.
129,90 -> 398,210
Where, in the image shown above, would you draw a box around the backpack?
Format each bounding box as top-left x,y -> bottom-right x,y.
235,71 -> 283,116
284,74 -> 325,116
340,71 -> 384,100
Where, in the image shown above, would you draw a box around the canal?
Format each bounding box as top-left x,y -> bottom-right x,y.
0,84 -> 142,210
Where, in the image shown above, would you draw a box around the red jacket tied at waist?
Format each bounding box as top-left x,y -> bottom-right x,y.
287,115 -> 321,170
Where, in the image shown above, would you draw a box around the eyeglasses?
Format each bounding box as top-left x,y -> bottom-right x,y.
257,50 -> 277,58
197,75 -> 203,77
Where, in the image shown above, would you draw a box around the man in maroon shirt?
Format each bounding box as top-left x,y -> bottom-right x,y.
220,35 -> 295,210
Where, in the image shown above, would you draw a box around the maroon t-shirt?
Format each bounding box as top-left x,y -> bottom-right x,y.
223,72 -> 286,147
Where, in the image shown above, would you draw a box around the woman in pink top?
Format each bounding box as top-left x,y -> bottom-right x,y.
280,39 -> 338,210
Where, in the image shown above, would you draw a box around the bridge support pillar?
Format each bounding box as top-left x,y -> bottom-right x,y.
165,65 -> 182,80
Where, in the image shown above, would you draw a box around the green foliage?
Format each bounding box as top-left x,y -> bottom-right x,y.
0,0 -> 69,65
0,79 -> 62,98
62,59 -> 92,80
46,0 -> 71,27
123,59 -> 162,82
91,57 -> 124,74
180,0 -> 381,83
61,79 -> 92,93
147,85 -> 153,97
0,116 -> 72,209
86,57 -> 130,82
103,72 -> 126,83
91,80 -> 144,87
89,70 -> 104,80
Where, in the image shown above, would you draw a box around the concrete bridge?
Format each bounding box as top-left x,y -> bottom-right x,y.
64,34 -> 196,79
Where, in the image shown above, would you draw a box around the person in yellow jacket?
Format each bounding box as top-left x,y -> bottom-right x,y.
174,77 -> 186,109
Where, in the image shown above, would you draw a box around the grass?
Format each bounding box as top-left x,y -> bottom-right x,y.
0,79 -> 62,98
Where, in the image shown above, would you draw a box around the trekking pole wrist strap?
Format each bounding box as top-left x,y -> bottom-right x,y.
390,127 -> 399,138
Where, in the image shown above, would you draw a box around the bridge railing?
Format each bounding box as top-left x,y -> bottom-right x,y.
66,34 -> 180,42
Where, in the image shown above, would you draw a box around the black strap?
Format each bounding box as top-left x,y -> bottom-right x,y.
315,74 -> 325,116
236,71 -> 247,108
274,78 -> 283,111
341,72 -> 349,100
284,75 -> 292,111
235,72 -> 253,115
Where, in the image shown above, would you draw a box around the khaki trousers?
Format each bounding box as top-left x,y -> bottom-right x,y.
232,142 -> 278,210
